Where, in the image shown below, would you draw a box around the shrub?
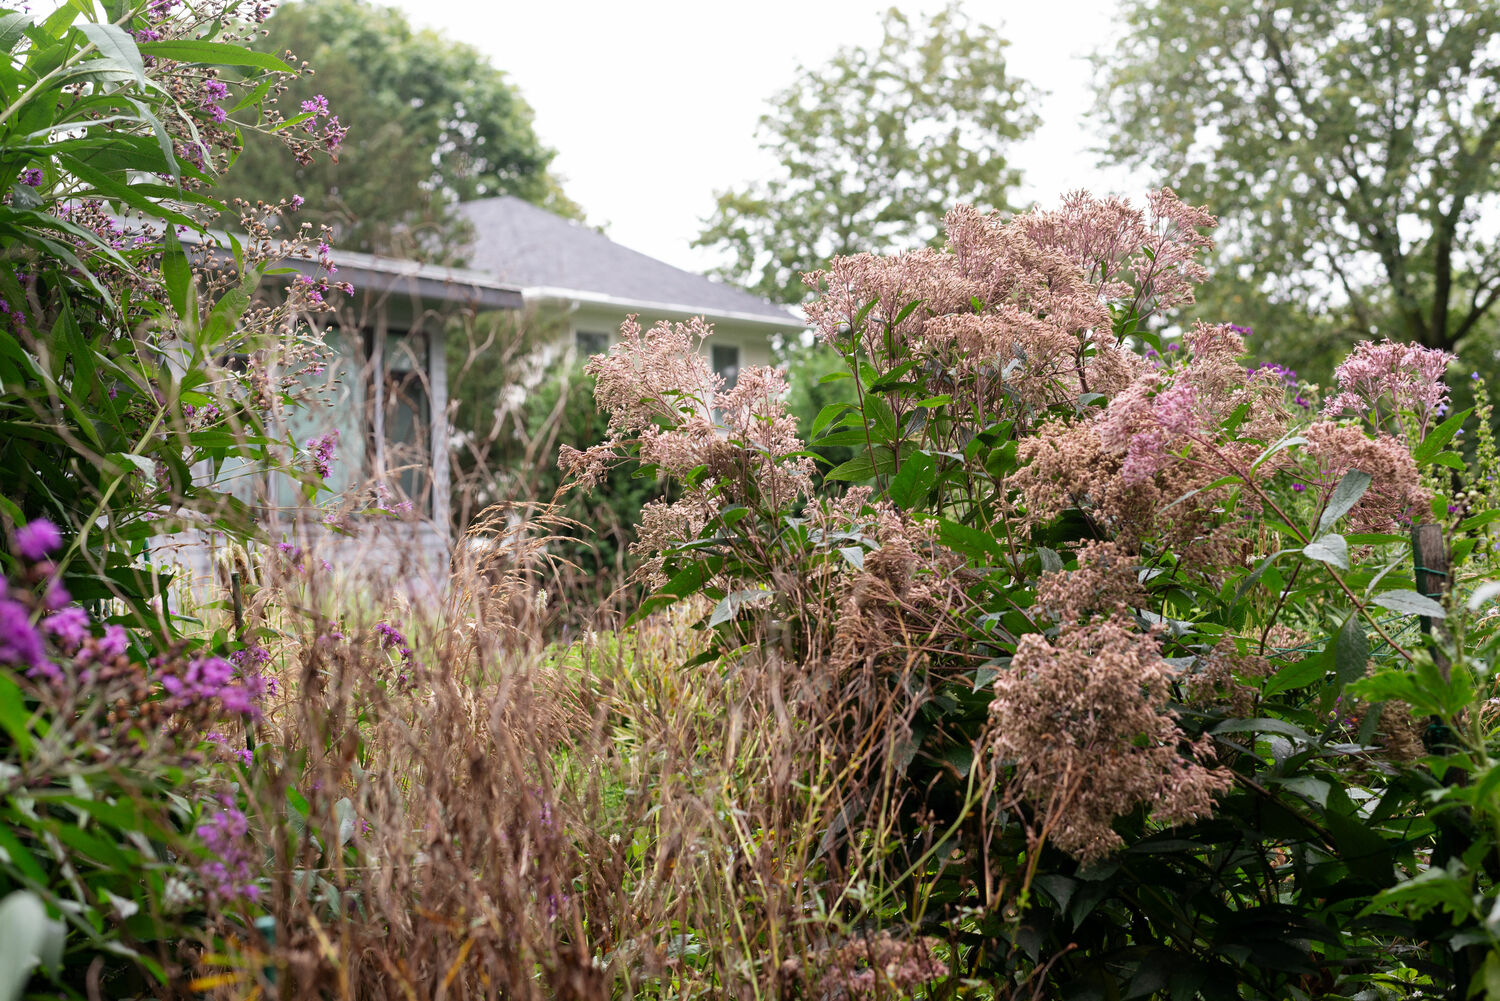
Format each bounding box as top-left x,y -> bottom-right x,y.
561,188 -> 1500,996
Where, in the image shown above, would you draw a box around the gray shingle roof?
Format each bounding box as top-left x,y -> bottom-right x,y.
458,196 -> 799,326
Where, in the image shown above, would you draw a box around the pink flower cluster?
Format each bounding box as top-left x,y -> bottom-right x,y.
801,188 -> 1215,414
1322,338 -> 1454,438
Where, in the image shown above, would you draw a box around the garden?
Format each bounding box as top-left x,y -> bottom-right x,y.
5,1 -> 1500,999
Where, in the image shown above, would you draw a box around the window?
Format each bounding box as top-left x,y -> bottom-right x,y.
575,329 -> 609,357
361,328 -> 431,516
711,344 -> 740,390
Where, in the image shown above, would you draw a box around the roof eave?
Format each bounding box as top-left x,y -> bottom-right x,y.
525,286 -> 803,330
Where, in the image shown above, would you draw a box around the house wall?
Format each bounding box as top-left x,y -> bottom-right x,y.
561,301 -> 780,370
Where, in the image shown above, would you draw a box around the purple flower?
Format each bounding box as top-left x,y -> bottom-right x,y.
375,621 -> 414,664
162,655 -> 262,719
307,429 -> 338,479
19,168 -> 43,187
15,518 -> 61,560
202,80 -> 229,102
1291,483 -> 1306,493
300,94 -> 329,116
0,597 -> 46,671
43,580 -> 70,611
290,194 -> 304,210
42,606 -> 90,652
96,625 -> 128,661
195,806 -> 259,901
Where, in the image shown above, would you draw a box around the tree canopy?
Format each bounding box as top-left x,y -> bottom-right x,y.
1096,0 -> 1500,371
227,0 -> 579,260
695,3 -> 1038,304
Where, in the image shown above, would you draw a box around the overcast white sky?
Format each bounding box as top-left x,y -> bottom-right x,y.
385,0 -> 1146,275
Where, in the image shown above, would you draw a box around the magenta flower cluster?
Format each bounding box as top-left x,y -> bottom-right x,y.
161,655 -> 263,719
374,621 -> 413,664
297,93 -> 346,151
195,803 -> 260,902
16,517 -> 61,560
307,429 -> 339,478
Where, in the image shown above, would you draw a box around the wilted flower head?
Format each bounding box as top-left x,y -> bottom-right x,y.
989,615 -> 1231,861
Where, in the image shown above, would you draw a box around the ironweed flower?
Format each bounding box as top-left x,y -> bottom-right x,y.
195,804 -> 259,902
0,596 -> 47,675
15,518 -> 62,560
307,429 -> 339,479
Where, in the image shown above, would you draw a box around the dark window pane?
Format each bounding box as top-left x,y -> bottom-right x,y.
711,344 -> 740,390
575,330 -> 609,356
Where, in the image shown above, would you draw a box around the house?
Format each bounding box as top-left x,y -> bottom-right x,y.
165,238 -> 526,595
458,196 -> 800,388
166,202 -> 799,598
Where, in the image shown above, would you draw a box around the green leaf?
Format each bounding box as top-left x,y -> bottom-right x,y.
79,22 -> 149,89
864,393 -> 899,442
0,12 -> 33,53
887,451 -> 935,508
1317,470 -> 1372,535
1369,590 -> 1445,618
1263,655 -> 1326,695
938,518 -> 1006,565
1412,407 -> 1472,465
1302,533 -> 1349,570
825,452 -> 876,483
136,39 -> 293,72
1331,613 -> 1369,689
161,227 -> 194,322
810,402 -> 854,438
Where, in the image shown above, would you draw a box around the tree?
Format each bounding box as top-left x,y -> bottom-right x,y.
696,3 -> 1038,304
1096,0 -> 1500,370
227,0 -> 578,260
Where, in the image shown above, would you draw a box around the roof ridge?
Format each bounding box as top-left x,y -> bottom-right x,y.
457,197 -> 798,325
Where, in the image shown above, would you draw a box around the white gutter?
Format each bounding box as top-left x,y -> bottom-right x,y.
524,285 -> 805,330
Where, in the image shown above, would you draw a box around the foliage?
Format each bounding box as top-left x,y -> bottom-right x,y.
0,0 -> 343,992
565,186 -> 1500,996
0,0 -> 337,627
695,2 -> 1037,304
0,521 -> 270,992
1096,0 -> 1500,373
227,0 -> 579,261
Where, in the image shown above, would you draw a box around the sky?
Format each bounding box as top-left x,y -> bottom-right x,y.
384,0 -> 1146,276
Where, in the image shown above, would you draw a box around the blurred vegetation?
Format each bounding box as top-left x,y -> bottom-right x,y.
696,1 -> 1038,304
227,0 -> 580,261
1097,0 -> 1500,382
